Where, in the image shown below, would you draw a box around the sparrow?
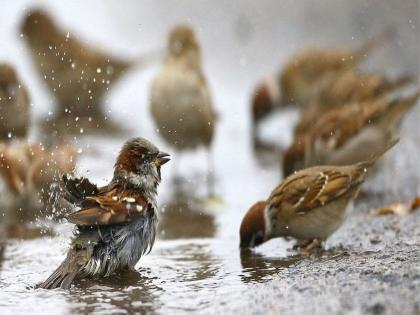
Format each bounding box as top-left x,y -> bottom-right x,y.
38,137 -> 170,289
20,9 -> 157,133
0,64 -> 30,141
150,24 -> 216,191
240,139 -> 398,250
283,91 -> 419,177
294,71 -> 412,136
251,29 -> 394,137
0,140 -> 77,211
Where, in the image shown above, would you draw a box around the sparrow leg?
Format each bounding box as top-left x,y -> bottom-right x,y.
298,238 -> 323,256
171,151 -> 182,184
206,147 -> 216,197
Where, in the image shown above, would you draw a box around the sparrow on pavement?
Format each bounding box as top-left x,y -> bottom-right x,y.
0,64 -> 30,141
283,91 -> 419,176
294,71 -> 411,136
38,137 -> 170,289
150,24 -> 216,193
240,139 -> 398,250
20,9 -> 157,134
251,29 -> 394,142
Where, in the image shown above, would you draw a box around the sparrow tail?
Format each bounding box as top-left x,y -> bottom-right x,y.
385,90 -> 420,126
359,138 -> 399,168
385,75 -> 413,92
130,48 -> 164,68
355,27 -> 396,60
37,259 -> 80,290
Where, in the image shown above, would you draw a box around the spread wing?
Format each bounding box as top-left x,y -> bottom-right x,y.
67,187 -> 149,226
268,169 -> 357,216
62,175 -> 99,207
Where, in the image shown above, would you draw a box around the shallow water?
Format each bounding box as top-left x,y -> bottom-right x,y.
1,1 -> 419,314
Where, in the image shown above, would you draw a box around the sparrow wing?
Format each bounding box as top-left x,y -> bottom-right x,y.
309,98 -> 387,150
62,175 -> 100,207
67,188 -> 149,226
269,168 -> 356,215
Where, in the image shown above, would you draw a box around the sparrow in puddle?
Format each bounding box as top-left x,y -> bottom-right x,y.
20,9 -> 158,135
240,139 -> 398,252
0,64 -> 30,141
251,29 -> 394,143
283,91 -> 419,176
150,24 -> 216,195
38,137 -> 170,289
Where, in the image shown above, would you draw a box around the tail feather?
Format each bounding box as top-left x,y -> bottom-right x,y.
355,27 -> 396,60
130,48 -> 164,68
37,260 -> 80,290
380,90 -> 420,130
385,75 -> 413,91
359,138 -> 399,168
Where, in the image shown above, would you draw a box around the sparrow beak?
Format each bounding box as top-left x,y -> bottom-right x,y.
154,151 -> 170,166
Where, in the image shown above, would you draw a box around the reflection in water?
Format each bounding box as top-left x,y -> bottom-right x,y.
68,269 -> 162,314
158,177 -> 216,239
158,201 -> 216,239
252,138 -> 284,171
157,243 -> 219,285
239,249 -> 302,284
0,242 -> 4,270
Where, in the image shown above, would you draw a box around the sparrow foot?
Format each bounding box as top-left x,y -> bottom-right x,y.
296,239 -> 323,257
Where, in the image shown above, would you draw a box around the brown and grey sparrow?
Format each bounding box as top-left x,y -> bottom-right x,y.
240,139 -> 398,249
251,29 -> 394,130
38,137 -> 170,289
20,9 -> 156,134
294,71 -> 411,136
150,24 -> 216,192
283,91 -> 419,176
0,64 -> 30,141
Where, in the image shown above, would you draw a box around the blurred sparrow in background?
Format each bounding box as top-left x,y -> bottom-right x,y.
21,9 -> 159,135
0,140 -> 76,211
0,64 -> 30,141
38,137 -> 170,289
251,29 -> 394,144
150,24 -> 216,194
294,71 -> 412,136
283,91 -> 419,176
240,140 -> 398,252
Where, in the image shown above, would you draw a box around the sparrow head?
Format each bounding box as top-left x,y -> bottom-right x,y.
21,9 -> 56,41
251,83 -> 273,124
168,24 -> 199,57
240,201 -> 268,248
282,141 -> 305,177
114,137 -> 170,189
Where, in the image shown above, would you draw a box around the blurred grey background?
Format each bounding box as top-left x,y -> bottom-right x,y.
0,0 -> 418,123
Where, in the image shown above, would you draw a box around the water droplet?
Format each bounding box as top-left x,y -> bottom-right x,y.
96,67 -> 102,73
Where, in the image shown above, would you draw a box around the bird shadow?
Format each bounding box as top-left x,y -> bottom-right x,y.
67,269 -> 162,314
